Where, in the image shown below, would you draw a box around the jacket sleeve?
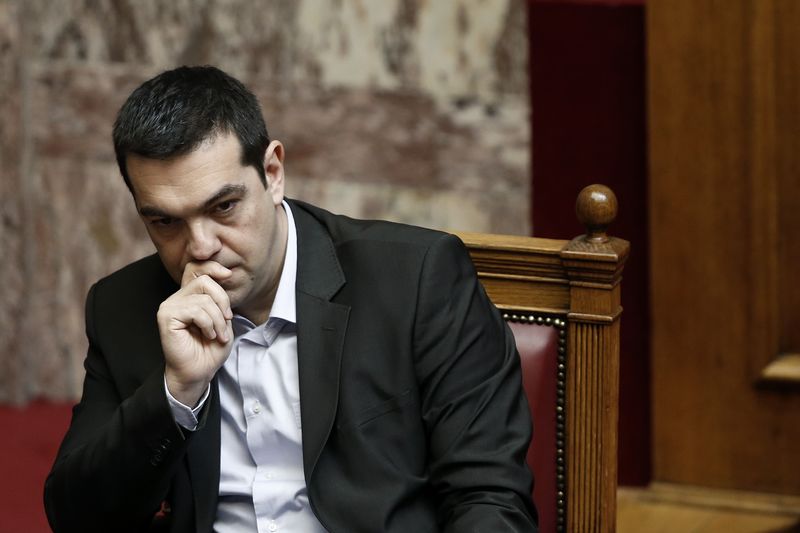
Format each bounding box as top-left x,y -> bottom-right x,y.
413,233 -> 538,532
43,282 -> 196,532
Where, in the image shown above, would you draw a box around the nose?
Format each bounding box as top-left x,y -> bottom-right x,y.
186,219 -> 222,261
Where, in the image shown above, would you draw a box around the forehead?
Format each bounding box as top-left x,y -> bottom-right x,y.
128,133 -> 249,207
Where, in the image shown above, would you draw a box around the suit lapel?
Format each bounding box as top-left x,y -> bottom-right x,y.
291,201 -> 350,478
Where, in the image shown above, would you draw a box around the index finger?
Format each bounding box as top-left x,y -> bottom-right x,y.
180,274 -> 233,321
181,261 -> 233,287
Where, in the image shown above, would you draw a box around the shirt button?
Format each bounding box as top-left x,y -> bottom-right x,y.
266,472 -> 273,480
252,402 -> 261,414
268,521 -> 278,532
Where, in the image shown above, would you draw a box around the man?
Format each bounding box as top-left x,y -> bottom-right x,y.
44,66 -> 537,532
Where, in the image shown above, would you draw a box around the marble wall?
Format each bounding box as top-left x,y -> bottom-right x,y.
0,0 -> 530,403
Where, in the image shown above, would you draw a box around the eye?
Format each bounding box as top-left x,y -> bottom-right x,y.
151,217 -> 176,227
214,200 -> 238,215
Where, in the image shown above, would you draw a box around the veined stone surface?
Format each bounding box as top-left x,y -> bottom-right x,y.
2,0 -> 529,402
0,0 -> 25,403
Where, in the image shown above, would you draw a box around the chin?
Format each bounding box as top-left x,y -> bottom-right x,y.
223,286 -> 241,303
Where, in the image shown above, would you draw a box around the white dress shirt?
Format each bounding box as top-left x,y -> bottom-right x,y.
167,202 -> 326,533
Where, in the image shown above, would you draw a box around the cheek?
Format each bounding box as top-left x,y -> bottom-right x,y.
230,240 -> 261,269
228,235 -> 269,276
224,216 -> 267,257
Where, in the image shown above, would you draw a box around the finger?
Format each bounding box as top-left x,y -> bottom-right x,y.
186,294 -> 231,342
164,294 -> 231,343
194,306 -> 219,341
172,302 -> 218,341
181,261 -> 233,287
183,274 -> 233,320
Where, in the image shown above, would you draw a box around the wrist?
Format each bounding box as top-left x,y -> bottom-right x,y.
164,371 -> 209,408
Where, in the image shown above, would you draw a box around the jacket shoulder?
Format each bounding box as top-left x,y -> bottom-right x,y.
91,254 -> 175,310
288,198 -> 451,248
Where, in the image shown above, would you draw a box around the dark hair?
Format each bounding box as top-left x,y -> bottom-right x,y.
113,65 -> 270,191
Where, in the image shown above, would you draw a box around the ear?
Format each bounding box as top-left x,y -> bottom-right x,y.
263,140 -> 285,206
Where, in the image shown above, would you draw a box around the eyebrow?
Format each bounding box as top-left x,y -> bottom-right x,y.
138,184 -> 248,218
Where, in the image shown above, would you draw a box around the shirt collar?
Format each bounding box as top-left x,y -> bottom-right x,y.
268,200 -> 297,325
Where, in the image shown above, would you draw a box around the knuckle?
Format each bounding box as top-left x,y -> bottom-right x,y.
199,293 -> 216,308
193,306 -> 211,322
199,276 -> 219,293
157,300 -> 173,317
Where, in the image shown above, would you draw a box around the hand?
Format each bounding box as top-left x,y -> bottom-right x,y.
159,261 -> 234,407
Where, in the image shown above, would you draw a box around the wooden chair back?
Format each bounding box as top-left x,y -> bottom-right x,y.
456,184 -> 629,533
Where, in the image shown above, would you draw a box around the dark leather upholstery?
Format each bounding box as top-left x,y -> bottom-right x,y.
508,320 -> 559,533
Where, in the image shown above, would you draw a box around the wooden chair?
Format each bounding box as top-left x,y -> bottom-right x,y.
456,184 -> 629,533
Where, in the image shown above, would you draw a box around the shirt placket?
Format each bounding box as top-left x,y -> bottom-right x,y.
238,319 -> 293,533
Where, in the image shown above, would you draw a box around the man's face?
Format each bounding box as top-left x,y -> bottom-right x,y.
127,132 -> 286,323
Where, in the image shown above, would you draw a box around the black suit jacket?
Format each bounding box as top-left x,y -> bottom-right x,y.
45,200 -> 537,532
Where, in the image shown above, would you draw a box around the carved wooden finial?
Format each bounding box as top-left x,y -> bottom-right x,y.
575,184 -> 618,243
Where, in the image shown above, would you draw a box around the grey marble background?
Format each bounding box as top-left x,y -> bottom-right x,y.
0,0 -> 530,402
